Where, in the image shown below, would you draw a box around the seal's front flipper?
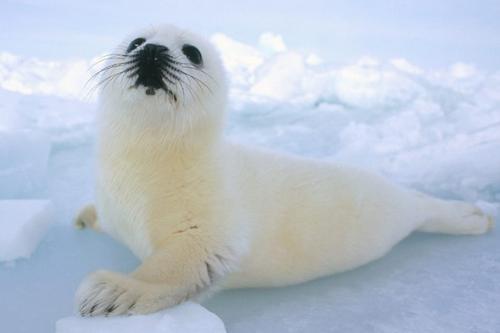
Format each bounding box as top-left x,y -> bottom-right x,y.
74,204 -> 100,231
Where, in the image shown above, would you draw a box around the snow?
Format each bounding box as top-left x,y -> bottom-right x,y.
0,52 -> 92,100
0,89 -> 95,148
0,131 -> 51,198
56,302 -> 226,333
0,200 -> 54,262
0,25 -> 499,333
0,129 -> 55,262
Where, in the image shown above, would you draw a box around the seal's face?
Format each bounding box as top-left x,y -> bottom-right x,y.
123,35 -> 204,100
95,25 -> 227,136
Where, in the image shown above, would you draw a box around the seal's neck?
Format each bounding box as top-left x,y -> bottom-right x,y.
98,122 -> 221,163
97,102 -> 224,160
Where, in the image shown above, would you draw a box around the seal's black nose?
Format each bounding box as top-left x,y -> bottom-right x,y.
142,43 -> 169,57
135,43 -> 169,93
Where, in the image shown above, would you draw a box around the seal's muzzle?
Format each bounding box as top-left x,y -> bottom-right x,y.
134,43 -> 169,94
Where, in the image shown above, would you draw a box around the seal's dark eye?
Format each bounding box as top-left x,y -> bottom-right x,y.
127,37 -> 146,53
182,44 -> 202,65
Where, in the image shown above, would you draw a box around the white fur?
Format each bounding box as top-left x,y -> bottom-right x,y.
75,24 -> 494,316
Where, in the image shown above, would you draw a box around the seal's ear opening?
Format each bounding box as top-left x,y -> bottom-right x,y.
182,44 -> 203,66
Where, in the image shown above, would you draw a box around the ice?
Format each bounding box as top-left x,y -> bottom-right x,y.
0,200 -> 54,262
56,302 -> 226,333
0,131 -> 51,198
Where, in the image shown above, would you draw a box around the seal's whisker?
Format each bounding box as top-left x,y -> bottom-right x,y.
85,61 -> 139,93
92,53 -> 129,62
161,66 -> 202,106
177,62 -> 216,82
159,60 -> 212,95
87,63 -> 127,85
86,65 -> 135,97
169,54 -> 216,83
91,60 -> 138,77
84,65 -> 125,94
180,74 -> 203,106
89,56 -> 129,70
161,70 -> 186,102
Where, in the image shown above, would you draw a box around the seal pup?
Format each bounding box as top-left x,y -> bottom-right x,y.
75,24 -> 494,316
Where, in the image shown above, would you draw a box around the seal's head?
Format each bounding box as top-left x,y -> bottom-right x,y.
96,24 -> 227,142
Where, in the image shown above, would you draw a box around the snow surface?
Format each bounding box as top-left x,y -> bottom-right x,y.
0,200 -> 54,261
56,302 -> 226,333
0,32 -> 499,332
0,130 -> 51,198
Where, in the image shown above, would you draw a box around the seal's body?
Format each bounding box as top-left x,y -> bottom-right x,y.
75,24 -> 494,316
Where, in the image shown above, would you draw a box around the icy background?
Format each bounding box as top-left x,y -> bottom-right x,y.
1,1 -> 499,332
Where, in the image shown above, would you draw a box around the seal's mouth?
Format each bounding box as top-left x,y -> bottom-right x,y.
126,43 -> 179,101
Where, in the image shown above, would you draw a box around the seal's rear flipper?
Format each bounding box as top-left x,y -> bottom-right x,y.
418,200 -> 494,235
